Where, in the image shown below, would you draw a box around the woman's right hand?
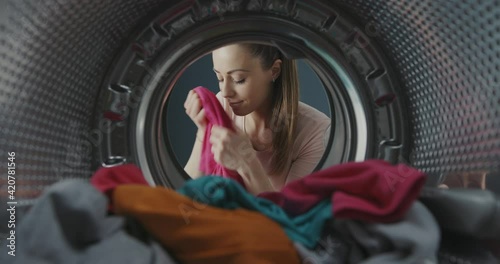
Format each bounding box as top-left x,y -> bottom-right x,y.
184,90 -> 206,134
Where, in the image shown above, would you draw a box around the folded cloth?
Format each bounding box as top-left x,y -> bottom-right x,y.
178,176 -> 332,249
112,184 -> 301,264
0,180 -> 177,264
258,159 -> 427,223
193,86 -> 245,187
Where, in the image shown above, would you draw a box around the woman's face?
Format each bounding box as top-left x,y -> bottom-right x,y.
212,44 -> 275,116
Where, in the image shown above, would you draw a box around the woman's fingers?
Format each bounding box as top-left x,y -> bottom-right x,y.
210,137 -> 239,170
210,126 -> 226,147
183,90 -> 194,109
211,125 -> 230,139
192,95 -> 201,113
195,108 -> 206,126
209,125 -> 256,171
184,92 -> 194,117
185,91 -> 204,123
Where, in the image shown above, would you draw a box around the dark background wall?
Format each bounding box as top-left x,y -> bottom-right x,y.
166,54 -> 330,166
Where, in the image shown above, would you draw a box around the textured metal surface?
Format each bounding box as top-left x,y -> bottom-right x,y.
0,0 -> 498,260
338,0 -> 500,175
0,0 -> 164,202
0,0 -> 499,202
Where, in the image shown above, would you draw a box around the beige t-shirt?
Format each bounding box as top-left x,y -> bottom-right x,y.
216,92 -> 331,189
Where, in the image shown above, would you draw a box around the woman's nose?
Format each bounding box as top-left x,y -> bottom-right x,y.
220,80 -> 235,98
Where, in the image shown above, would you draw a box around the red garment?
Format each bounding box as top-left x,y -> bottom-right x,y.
258,159 -> 426,223
193,86 -> 245,187
90,164 -> 149,199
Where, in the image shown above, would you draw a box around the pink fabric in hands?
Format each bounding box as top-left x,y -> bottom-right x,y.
258,159 -> 426,223
193,86 -> 245,187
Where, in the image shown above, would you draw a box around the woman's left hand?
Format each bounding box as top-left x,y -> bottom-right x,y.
209,125 -> 256,173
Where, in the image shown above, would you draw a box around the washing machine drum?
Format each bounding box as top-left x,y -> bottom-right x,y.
0,0 -> 499,262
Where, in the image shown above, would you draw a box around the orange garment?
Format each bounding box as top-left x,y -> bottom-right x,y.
113,185 -> 301,264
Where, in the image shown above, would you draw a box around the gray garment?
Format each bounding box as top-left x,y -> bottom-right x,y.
294,238 -> 352,264
294,240 -> 341,264
294,201 -> 440,264
293,220 -> 365,264
358,201 -> 440,264
0,179 -> 177,264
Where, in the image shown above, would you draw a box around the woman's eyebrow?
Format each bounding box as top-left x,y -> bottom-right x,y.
213,68 -> 251,74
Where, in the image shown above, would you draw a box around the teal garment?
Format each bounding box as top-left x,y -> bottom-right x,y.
177,176 -> 332,249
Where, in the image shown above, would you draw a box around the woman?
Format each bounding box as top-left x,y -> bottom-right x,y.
184,43 -> 331,194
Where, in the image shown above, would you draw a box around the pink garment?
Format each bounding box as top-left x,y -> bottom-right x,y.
258,159 -> 427,223
90,164 -> 149,209
90,164 -> 149,195
193,86 -> 245,187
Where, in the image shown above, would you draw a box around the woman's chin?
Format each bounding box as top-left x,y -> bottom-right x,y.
231,106 -> 250,116
233,110 -> 248,116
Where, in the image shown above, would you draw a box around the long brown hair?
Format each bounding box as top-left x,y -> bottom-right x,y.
241,43 -> 299,176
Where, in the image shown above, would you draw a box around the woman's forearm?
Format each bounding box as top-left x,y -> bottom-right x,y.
184,131 -> 205,179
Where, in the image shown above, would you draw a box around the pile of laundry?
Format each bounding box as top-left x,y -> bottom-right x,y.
3,87 -> 499,263
5,159 -> 451,264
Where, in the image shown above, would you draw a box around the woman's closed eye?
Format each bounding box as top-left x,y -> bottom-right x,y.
217,79 -> 246,84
